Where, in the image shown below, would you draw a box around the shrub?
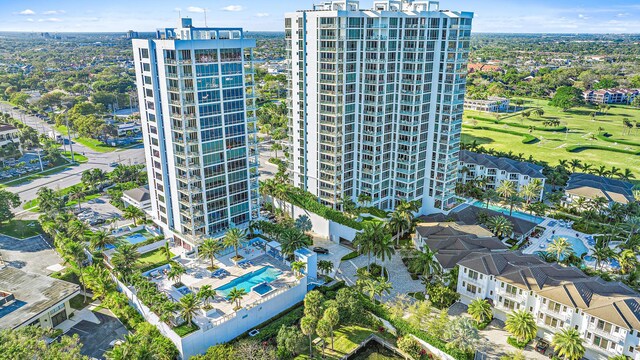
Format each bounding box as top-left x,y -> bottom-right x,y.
462,125 -> 538,144
597,133 -> 640,147
280,186 -> 364,230
341,251 -> 359,261
566,144 -> 640,155
507,336 -> 530,349
241,303 -> 305,342
397,336 -> 424,359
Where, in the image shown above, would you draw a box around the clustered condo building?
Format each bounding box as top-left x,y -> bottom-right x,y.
133,19 -> 260,247
285,0 -> 473,214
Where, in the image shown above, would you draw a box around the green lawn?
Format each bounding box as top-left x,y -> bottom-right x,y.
54,125 -> 117,153
69,294 -> 92,310
137,248 -> 174,272
295,325 -> 396,360
0,220 -> 43,239
61,151 -> 88,163
462,98 -> 640,173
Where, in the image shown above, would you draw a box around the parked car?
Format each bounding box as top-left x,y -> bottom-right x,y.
313,247 -> 329,254
535,339 -> 549,354
109,162 -> 119,167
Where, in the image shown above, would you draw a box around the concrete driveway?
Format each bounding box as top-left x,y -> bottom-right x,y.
65,308 -> 128,359
0,235 -> 62,275
311,235 -> 352,278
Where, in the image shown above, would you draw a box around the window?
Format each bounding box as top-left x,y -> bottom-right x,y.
502,298 -> 518,310
468,269 -> 479,280
592,335 -> 612,350
543,315 -> 564,329
465,283 -> 478,294
505,284 -> 519,296
596,319 -> 613,333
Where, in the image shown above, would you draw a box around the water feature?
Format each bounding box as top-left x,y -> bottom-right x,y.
472,201 -> 544,224
216,266 -> 281,297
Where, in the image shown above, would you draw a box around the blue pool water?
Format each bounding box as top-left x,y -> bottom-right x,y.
125,233 -> 147,245
472,201 -> 544,224
551,235 -> 588,258
253,283 -> 274,296
216,266 -> 281,297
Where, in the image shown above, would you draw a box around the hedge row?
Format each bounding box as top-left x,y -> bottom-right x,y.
283,187 -> 364,230
566,144 -> 640,155
462,125 -> 538,144
502,121 -> 567,132
596,133 -> 640,148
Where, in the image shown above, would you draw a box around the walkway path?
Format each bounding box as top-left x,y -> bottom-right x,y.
336,252 -> 424,300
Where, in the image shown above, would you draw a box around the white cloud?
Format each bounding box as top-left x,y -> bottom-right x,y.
578,14 -> 590,20
221,5 -> 243,12
256,13 -> 269,17
26,18 -> 34,22
187,6 -> 206,13
43,10 -> 65,15
617,12 -> 630,17
38,18 -> 63,22
18,9 -> 36,15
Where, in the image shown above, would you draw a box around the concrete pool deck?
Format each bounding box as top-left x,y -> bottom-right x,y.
522,218 -> 597,264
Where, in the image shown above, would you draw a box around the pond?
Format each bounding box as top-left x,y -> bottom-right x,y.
348,339 -> 404,360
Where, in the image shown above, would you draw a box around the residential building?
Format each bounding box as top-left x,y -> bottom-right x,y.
564,173 -> 636,207
0,123 -> 20,149
459,150 -> 546,201
583,88 -> 639,105
414,221 -> 508,269
463,97 -> 510,113
122,186 -> 152,212
285,0 -> 473,214
132,19 -> 260,251
0,266 -> 80,329
466,62 -> 502,74
419,204 -> 539,240
456,251 -> 640,360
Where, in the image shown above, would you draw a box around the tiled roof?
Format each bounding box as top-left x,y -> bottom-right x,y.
566,173 -> 635,204
458,252 -> 640,330
459,150 -> 546,179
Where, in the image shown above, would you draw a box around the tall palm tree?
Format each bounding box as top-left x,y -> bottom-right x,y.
552,328 -> 585,360
228,287 -> 247,310
482,189 -> 500,209
468,298 -> 493,324
621,168 -> 635,181
496,180 -> 516,201
568,159 -> 582,173
591,244 -> 613,271
547,237 -> 573,261
167,264 -> 186,286
353,222 -> 382,270
90,230 -> 115,251
63,242 -> 89,302
69,186 -> 85,210
223,228 -> 246,260
407,248 -> 442,283
505,194 -> 522,217
300,315 -> 317,357
123,206 -> 145,226
291,261 -> 305,278
388,210 -> 410,245
198,238 -> 224,269
617,249 -> 637,274
197,285 -> 216,306
178,293 -> 201,326
374,233 -> 395,279
281,229 -> 309,257
84,265 -> 114,300
111,244 -> 140,281
374,276 -> 393,300
505,310 -> 537,344
486,216 -> 513,238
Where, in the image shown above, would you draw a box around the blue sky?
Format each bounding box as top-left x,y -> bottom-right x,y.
1,1 -> 639,33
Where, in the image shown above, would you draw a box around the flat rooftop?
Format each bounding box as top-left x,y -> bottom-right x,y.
145,239 -> 299,328
0,266 -> 80,329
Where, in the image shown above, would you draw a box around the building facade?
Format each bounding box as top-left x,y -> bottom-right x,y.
583,88 -> 639,104
457,252 -> 640,360
459,150 -> 546,201
463,97 -> 510,113
285,0 -> 473,214
132,19 -> 260,250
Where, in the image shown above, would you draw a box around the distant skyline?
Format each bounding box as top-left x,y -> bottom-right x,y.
1,1 -> 639,34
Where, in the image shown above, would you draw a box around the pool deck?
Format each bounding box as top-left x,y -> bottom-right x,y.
145,243 -> 297,327
521,218 -> 597,265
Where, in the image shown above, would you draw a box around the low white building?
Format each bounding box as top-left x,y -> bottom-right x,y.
457,251 -> 640,360
564,173 -> 636,208
122,187 -> 152,212
459,150 -> 546,201
463,97 -> 510,112
0,266 -> 80,329
0,123 -> 20,149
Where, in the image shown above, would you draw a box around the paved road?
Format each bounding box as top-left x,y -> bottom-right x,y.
1,103 -> 145,206
65,309 -> 129,359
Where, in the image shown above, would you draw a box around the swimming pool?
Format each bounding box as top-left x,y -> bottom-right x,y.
216,266 -> 281,297
550,235 -> 589,258
472,201 -> 544,224
252,283 -> 275,296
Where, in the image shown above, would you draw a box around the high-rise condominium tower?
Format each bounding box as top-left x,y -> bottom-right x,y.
285,0 -> 472,214
132,19 -> 260,250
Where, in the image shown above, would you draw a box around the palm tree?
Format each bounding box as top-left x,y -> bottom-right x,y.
374,276 -> 393,300
552,328 -> 585,360
568,159 -> 582,173
291,261 -> 305,278
482,189 -> 500,209
353,222 -> 383,270
617,249 -> 637,274
68,186 -> 85,210
197,285 -> 216,306
90,230 -> 115,251
407,248 -> 442,283
228,287 -> 247,309
167,264 -> 186,286
178,293 -> 200,326
123,206 -> 145,226
621,168 -> 635,181
160,242 -> 172,262
357,193 -> 372,207
496,180 -> 516,201
198,238 -> 224,269
374,232 -> 395,279
317,259 -> 334,277
388,210 -> 410,245
63,242 -> 89,302
223,228 -> 246,260
486,216 -> 513,238
281,229 -> 309,258
591,244 -> 613,271
505,310 -> 537,344
300,315 -> 317,357
547,237 -> 573,261
468,298 -> 493,324
505,194 -> 522,217
84,265 -> 114,300
111,244 -> 140,281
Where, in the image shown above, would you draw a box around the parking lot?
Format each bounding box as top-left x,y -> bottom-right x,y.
65,308 -> 128,359
0,152 -> 51,181
74,196 -> 126,230
0,234 -> 62,275
311,235 -> 352,278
